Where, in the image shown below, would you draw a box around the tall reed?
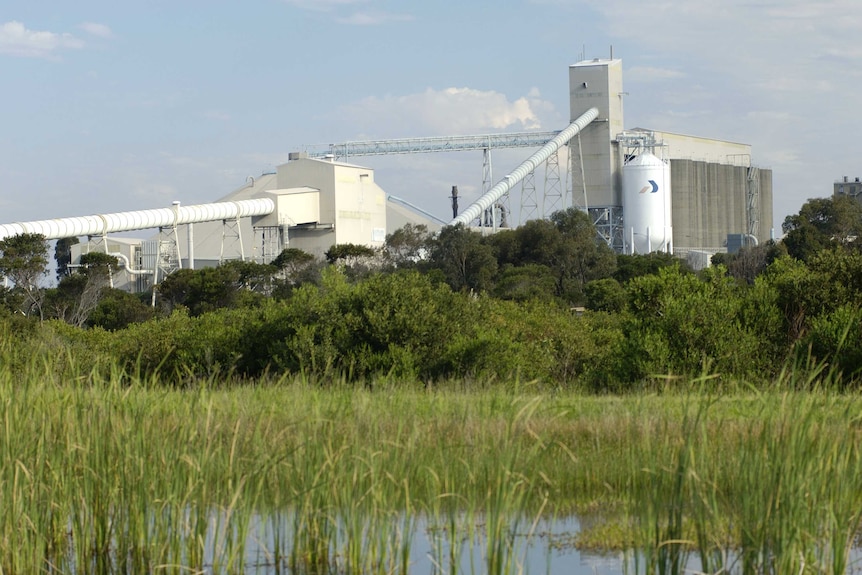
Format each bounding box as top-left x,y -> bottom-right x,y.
5,328 -> 862,573
625,382 -> 862,575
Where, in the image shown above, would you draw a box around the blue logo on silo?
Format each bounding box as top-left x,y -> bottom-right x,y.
639,180 -> 659,194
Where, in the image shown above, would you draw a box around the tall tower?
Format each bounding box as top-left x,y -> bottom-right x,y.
568,58 -> 625,247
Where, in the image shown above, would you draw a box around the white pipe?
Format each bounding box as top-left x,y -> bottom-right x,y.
0,198 -> 275,241
172,201 -> 183,271
450,108 -> 599,227
188,222 -> 195,270
110,252 -> 152,276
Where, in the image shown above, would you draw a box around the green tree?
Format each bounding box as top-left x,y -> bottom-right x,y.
383,223 -> 432,270
781,195 -> 862,261
157,266 -> 238,316
220,259 -> 277,295
614,252 -> 685,284
325,243 -> 380,281
325,243 -> 377,264
54,236 -> 80,280
492,263 -> 558,303
0,233 -> 49,319
711,241 -> 787,284
272,248 -> 315,276
615,265 -> 770,386
42,252 -> 120,327
585,278 -> 627,313
271,247 -> 320,298
88,289 -> 155,331
548,208 -> 617,303
80,252 -> 119,281
428,223 -> 497,292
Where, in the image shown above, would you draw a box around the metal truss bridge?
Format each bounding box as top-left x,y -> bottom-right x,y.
307,130 -> 573,227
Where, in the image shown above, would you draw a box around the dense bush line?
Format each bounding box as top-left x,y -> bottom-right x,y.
5,197 -> 862,389
34,269 -> 620,387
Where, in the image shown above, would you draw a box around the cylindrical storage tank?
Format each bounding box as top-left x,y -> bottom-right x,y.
622,152 -> 673,254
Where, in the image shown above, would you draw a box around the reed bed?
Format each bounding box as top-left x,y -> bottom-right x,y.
3,339 -> 862,573
626,383 -> 862,575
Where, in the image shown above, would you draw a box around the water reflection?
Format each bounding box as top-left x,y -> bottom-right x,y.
236,513 -> 627,574
233,512 -> 862,574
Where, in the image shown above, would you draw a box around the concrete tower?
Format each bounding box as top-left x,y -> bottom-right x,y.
568,58 -> 625,209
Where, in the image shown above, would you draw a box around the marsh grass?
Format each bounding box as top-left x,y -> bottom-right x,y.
626,371 -> 862,575
3,337 -> 862,573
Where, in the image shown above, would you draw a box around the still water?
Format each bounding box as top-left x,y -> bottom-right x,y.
233,515 -> 628,574
202,512 -> 862,574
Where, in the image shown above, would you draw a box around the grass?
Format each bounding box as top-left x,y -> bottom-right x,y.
3,336 -> 862,573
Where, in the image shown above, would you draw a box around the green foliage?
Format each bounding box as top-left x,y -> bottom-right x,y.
157,261 -> 271,317
548,208 -> 617,300
53,236 -> 79,280
781,195 -> 862,261
584,278 -> 627,313
87,289 -> 154,331
325,243 -> 377,264
611,265 -> 773,387
428,223 -> 497,292
219,259 -> 276,293
272,247 -> 314,271
252,268 -> 473,380
0,233 -> 49,281
28,195 -> 862,390
614,252 -> 686,284
95,267 -> 622,387
43,274 -> 88,324
108,309 -> 198,378
763,251 -> 862,354
490,209 -> 617,304
271,248 -> 321,299
324,243 -> 381,281
491,264 -> 558,303
79,251 -> 120,275
0,233 -> 49,318
383,223 -> 431,270
804,305 -> 862,383
711,241 -> 786,284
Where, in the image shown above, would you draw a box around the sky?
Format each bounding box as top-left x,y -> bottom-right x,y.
2,0 -> 860,236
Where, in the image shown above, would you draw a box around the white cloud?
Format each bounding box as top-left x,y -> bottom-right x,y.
339,87 -> 552,137
0,21 -> 84,58
79,22 -> 114,39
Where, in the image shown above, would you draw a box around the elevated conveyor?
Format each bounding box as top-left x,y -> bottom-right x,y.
450,107 -> 599,227
0,199 -> 275,241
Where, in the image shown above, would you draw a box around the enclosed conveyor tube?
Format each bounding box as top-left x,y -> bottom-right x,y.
450,107 -> 599,227
0,198 -> 275,241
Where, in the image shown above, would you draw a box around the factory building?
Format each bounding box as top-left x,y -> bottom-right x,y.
568,58 -> 773,262
68,154 -> 438,292
834,176 -> 862,201
0,55 -> 774,291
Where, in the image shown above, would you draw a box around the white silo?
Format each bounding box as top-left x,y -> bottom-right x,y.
622,152 -> 672,254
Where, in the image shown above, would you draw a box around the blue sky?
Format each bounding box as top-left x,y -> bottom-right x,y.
2,0 -> 860,235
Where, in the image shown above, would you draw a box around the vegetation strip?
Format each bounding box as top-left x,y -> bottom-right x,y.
1,341 -> 861,572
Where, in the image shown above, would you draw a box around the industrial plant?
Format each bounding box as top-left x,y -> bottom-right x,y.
0,57 -> 773,291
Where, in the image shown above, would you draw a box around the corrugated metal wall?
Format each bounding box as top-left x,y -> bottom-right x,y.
671,160 -> 773,251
